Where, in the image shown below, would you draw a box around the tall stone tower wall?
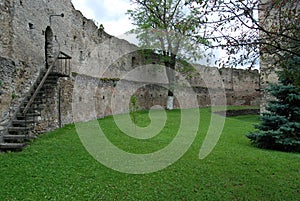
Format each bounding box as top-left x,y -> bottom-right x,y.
259,0 -> 280,112
258,0 -> 299,112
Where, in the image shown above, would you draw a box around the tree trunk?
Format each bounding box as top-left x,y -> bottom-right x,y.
165,53 -> 176,110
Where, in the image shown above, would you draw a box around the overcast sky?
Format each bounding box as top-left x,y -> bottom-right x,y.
72,0 -> 135,37
71,0 -> 219,66
71,0 -> 258,69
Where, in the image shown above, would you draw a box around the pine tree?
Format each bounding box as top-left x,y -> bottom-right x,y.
247,53 -> 300,152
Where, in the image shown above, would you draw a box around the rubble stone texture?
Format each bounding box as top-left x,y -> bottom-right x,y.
0,0 -> 260,132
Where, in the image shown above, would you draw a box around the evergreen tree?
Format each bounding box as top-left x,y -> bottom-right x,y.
247,53 -> 300,152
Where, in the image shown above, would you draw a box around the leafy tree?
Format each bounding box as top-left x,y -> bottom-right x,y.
247,52 -> 300,152
188,0 -> 300,68
127,0 -> 206,109
185,0 -> 300,151
98,24 -> 104,31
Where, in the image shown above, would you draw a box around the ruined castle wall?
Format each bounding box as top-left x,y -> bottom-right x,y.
1,0 -> 260,132
181,65 -> 260,106
226,68 -> 260,106
0,0 -> 138,123
0,57 -> 15,124
0,0 -> 74,122
257,0 -> 297,112
0,0 -> 13,57
33,64 -> 260,131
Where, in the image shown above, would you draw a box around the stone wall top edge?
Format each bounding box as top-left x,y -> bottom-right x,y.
70,2 -> 138,49
72,73 -> 235,91
194,64 -> 259,74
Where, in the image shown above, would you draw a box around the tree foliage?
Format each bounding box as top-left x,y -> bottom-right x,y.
127,0 -> 206,63
188,0 -> 300,68
126,0 -> 300,150
186,0 -> 300,151
127,0 -> 208,109
247,52 -> 300,152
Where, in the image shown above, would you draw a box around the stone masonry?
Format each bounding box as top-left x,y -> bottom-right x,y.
0,0 -> 260,132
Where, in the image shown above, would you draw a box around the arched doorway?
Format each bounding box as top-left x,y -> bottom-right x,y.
45,26 -> 53,69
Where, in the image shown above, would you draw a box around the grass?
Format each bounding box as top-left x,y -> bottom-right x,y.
0,106 -> 299,200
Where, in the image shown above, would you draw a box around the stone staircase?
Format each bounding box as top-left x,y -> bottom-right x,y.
0,51 -> 71,151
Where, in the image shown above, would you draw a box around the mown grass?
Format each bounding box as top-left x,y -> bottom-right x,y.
0,106 -> 299,200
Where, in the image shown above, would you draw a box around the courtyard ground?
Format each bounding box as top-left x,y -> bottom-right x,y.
0,106 -> 299,200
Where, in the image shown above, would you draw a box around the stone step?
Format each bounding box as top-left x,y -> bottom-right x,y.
41,86 -> 53,91
44,80 -> 58,85
30,91 -> 46,96
0,143 -> 27,150
16,112 -> 40,118
34,95 -> 47,100
23,100 -> 44,105
19,107 -> 44,112
7,126 -> 34,132
47,76 -> 60,80
22,102 -> 43,107
12,119 -> 36,125
3,134 -> 35,141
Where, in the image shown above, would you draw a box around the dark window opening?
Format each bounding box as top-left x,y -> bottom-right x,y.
80,51 -> 84,61
45,26 -> 53,69
132,57 -> 136,67
103,96 -> 105,100
28,23 -> 34,29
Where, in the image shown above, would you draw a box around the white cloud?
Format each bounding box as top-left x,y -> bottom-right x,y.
71,0 -> 135,36
71,0 -> 97,21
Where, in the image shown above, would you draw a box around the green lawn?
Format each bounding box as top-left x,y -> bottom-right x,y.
0,107 -> 299,200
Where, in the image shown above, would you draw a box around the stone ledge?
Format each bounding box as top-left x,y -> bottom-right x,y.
214,108 -> 260,117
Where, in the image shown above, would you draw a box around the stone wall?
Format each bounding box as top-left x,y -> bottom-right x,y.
177,64 -> 260,106
0,56 -> 34,124
0,57 -> 15,124
0,0 -> 111,123
258,0 -> 298,112
0,0 -> 260,132
0,0 -> 13,57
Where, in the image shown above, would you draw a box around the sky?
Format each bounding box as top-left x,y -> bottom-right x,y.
71,0 -> 221,66
71,0 -> 258,69
72,0 -> 135,37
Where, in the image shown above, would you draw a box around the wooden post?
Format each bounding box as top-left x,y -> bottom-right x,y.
58,86 -> 62,128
